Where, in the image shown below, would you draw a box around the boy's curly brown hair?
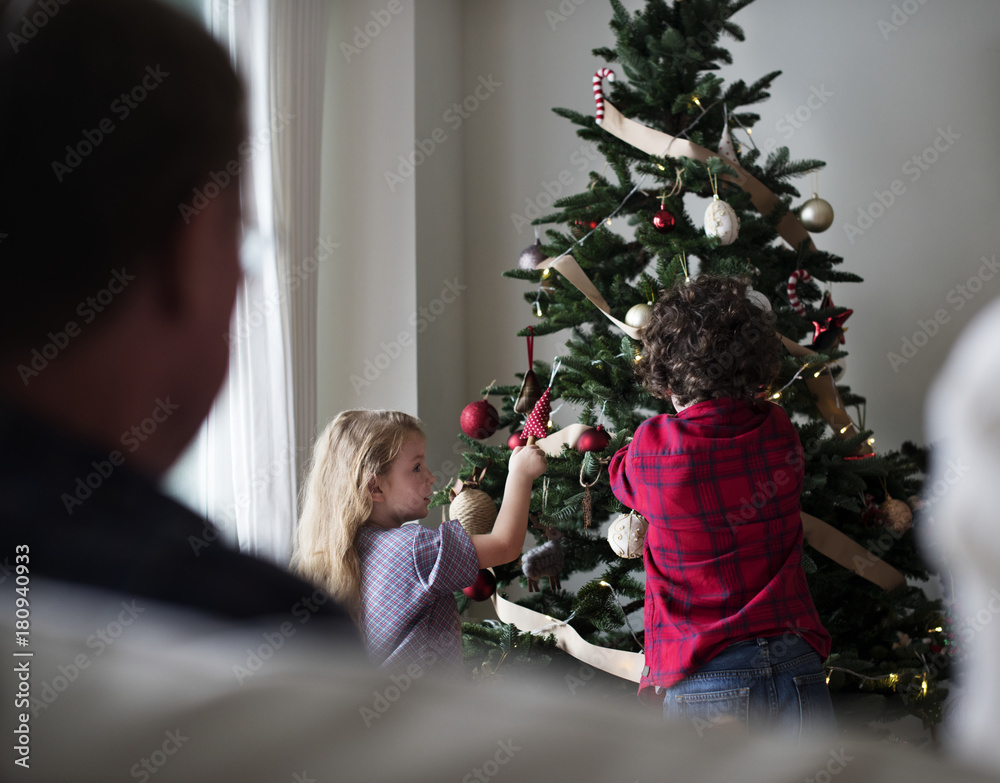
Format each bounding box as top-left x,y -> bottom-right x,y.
636,274 -> 782,406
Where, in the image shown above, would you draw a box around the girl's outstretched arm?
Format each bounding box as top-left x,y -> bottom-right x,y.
471,445 -> 547,568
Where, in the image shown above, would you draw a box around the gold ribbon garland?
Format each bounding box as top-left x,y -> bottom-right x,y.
599,100 -> 816,252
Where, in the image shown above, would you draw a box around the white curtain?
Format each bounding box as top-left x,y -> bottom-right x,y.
166,0 -> 329,566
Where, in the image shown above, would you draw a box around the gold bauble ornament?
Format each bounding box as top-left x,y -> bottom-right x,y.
880,496 -> 913,534
607,511 -> 648,559
800,195 -> 834,233
625,302 -> 653,329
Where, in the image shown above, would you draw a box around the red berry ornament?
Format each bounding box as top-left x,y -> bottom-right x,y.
462,568 -> 497,601
576,425 -> 611,453
652,208 -> 676,234
460,400 -> 499,439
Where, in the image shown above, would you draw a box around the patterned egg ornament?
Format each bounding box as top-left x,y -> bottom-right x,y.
703,195 -> 739,245
607,511 -> 648,559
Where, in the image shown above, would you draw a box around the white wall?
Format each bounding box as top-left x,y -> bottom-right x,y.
318,2 -> 418,424
317,0 -> 1000,474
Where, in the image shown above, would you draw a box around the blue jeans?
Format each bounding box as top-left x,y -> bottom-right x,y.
660,635 -> 836,739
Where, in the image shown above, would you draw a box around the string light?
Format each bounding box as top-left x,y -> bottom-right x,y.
867,437 -> 876,446
825,672 -> 831,685
692,96 -> 702,107
839,425 -> 851,434
930,626 -> 943,633
771,391 -> 782,400
599,580 -> 643,651
813,370 -> 823,378
921,673 -> 928,697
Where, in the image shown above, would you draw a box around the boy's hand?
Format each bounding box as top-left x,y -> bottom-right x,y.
509,445 -> 547,481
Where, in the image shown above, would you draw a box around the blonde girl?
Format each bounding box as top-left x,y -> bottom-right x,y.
293,409 -> 546,672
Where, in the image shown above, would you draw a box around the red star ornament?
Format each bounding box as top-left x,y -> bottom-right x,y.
810,291 -> 853,353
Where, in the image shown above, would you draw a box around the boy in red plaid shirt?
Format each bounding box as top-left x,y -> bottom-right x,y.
609,274 -> 834,737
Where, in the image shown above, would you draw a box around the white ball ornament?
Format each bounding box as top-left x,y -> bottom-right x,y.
703,196 -> 739,245
625,303 -> 653,329
607,511 -> 648,559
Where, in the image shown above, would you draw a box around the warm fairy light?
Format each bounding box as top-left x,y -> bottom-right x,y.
657,164 -> 665,170
746,128 -> 753,136
813,370 -> 823,378
692,96 -> 702,107
930,626 -> 943,633
771,391 -> 782,400
634,353 -> 643,363
867,437 -> 876,446
825,672 -> 831,685
887,673 -> 899,689
542,268 -> 551,279
839,425 -> 851,434
606,218 -> 613,226
921,674 -> 928,696
600,581 -> 611,588
546,419 -> 553,430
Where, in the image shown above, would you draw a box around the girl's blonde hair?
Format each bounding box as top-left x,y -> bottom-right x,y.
292,409 -> 424,622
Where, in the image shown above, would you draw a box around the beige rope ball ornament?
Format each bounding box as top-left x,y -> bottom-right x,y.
448,466 -> 498,537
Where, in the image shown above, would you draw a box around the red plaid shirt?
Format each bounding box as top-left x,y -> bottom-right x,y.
609,398 -> 831,697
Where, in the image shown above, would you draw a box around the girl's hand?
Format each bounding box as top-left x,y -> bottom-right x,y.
509,444 -> 547,481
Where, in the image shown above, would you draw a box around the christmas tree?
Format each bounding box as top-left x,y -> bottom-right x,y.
435,0 -> 951,733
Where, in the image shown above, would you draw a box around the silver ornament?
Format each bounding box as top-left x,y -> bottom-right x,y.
518,239 -> 547,271
625,302 -> 652,328
800,196 -> 834,233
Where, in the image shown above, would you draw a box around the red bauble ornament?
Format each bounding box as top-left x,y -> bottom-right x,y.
462,568 -> 497,601
576,425 -> 611,453
652,208 -> 676,234
507,430 -> 528,449
460,400 -> 499,439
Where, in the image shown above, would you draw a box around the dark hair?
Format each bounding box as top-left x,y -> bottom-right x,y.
637,274 -> 782,406
0,0 -> 245,355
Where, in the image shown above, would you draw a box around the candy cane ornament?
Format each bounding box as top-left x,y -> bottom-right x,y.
787,269 -> 812,316
593,68 -> 615,125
